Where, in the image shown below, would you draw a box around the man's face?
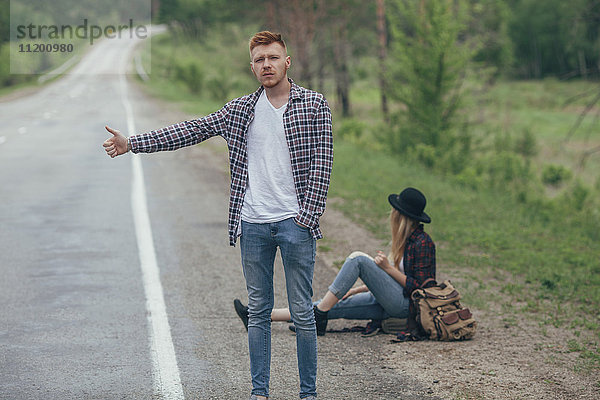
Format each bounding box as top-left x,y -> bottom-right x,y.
250,42 -> 290,88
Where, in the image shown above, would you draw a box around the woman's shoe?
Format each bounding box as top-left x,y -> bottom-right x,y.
361,319 -> 382,337
314,305 -> 328,336
233,299 -> 249,331
288,307 -> 328,336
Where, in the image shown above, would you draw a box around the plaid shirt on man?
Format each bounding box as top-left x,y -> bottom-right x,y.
403,224 -> 436,297
129,79 -> 333,246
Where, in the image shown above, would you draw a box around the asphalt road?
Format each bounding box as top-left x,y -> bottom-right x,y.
0,31 -> 439,399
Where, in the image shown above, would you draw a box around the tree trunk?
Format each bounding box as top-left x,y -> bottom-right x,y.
333,25 -> 351,117
285,0 -> 320,88
266,1 -> 278,31
377,0 -> 389,121
578,50 -> 588,79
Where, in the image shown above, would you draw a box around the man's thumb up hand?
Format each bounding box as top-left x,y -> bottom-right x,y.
103,125 -> 129,158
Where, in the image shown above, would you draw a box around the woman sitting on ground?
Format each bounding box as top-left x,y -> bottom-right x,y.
234,187 -> 436,336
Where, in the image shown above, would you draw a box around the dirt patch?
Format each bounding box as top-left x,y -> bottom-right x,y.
317,204 -> 600,399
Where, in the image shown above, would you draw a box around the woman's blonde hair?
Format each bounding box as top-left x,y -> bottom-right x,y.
390,209 -> 418,268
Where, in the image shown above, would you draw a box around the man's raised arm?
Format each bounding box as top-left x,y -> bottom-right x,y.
102,104 -> 231,158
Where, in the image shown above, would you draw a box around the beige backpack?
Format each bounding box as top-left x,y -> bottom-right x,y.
411,279 -> 476,341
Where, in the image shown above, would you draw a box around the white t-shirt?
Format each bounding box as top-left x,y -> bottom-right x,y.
241,90 -> 299,223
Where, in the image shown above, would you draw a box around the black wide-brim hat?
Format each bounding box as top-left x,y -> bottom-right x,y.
388,187 -> 431,223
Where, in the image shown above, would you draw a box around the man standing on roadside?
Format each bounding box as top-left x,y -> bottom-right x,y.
103,31 -> 333,400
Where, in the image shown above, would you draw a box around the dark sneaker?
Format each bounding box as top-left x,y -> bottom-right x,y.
314,305 -> 328,336
288,307 -> 327,336
361,319 -> 382,337
234,299 -> 249,331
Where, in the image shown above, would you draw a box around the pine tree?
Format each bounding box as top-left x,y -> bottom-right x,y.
385,0 -> 475,155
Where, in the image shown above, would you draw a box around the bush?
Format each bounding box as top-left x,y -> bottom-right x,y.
206,69 -> 237,103
336,119 -> 366,143
514,128 -> 538,158
383,114 -> 415,154
486,151 -> 531,185
454,166 -> 483,189
175,61 -> 204,94
494,132 -> 513,153
541,164 -> 572,186
569,182 -> 589,211
414,143 -> 436,168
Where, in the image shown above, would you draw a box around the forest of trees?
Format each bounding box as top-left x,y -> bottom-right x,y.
2,0 -> 599,90
153,0 -> 600,84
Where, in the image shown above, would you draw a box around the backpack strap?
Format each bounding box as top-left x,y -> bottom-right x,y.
420,278 -> 438,288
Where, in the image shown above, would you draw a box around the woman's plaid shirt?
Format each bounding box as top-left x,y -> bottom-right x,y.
403,224 -> 436,297
129,80 -> 333,246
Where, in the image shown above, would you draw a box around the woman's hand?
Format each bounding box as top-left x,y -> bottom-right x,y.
374,251 -> 392,271
341,288 -> 356,300
342,285 -> 368,300
375,251 -> 408,287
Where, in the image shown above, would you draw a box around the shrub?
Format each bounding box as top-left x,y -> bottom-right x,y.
494,132 -> 513,153
514,128 -> 538,158
414,143 -> 436,168
206,69 -> 236,103
454,166 -> 483,189
175,61 -> 204,94
569,181 -> 589,211
336,119 -> 366,143
486,151 -> 531,185
541,164 -> 572,186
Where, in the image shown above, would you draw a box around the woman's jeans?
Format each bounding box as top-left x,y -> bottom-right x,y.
240,218 -> 317,399
324,252 -> 410,320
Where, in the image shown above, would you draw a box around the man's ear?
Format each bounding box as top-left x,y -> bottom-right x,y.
285,56 -> 291,70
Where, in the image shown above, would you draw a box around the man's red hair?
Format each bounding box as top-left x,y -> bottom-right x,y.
249,31 -> 287,53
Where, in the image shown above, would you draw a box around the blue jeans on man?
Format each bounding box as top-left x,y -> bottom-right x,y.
240,218 -> 317,399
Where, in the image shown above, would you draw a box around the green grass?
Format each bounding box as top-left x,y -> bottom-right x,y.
329,141 -> 599,317
473,79 -> 600,187
567,339 -> 600,373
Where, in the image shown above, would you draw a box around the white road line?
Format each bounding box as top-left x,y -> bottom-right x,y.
119,68 -> 184,399
0,136 -> 6,145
